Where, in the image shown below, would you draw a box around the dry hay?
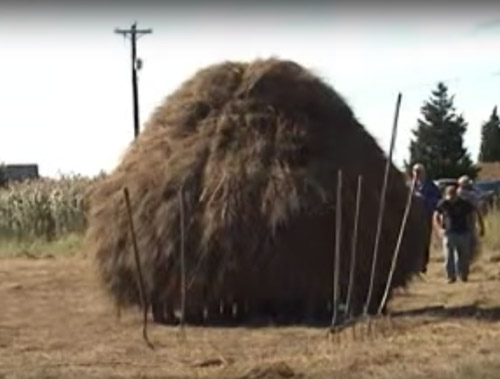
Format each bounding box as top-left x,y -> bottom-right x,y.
478,162 -> 500,180
236,362 -> 300,379
85,58 -> 429,325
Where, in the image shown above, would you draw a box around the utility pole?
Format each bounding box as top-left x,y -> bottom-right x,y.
114,22 -> 153,139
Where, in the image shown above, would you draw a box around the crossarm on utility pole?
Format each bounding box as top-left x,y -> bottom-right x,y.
114,28 -> 153,35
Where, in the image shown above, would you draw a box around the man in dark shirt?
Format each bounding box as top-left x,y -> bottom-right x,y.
434,185 -> 484,283
412,163 -> 441,273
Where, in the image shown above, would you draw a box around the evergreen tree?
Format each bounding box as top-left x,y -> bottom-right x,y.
0,163 -> 5,186
407,82 -> 479,179
479,106 -> 500,162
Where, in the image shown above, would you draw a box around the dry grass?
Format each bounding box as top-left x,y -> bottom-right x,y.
0,233 -> 82,259
1,236 -> 500,378
478,162 -> 500,180
483,209 -> 500,256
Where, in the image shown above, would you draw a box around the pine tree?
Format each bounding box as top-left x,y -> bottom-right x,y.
0,162 -> 5,186
479,106 -> 500,162
407,82 -> 479,179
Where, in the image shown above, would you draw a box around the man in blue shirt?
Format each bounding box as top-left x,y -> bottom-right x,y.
412,163 -> 442,273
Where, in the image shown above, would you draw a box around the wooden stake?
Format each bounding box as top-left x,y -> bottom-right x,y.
331,170 -> 342,331
178,187 -> 187,339
123,187 -> 153,349
345,175 -> 362,319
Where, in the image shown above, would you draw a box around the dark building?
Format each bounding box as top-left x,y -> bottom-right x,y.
1,164 -> 39,183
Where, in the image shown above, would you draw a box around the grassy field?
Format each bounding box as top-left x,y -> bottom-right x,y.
0,175 -> 97,258
1,177 -> 500,378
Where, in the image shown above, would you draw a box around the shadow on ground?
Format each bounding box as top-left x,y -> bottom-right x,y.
391,304 -> 500,321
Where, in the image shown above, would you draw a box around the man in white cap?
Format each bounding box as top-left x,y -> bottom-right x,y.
457,175 -> 485,258
412,163 -> 442,273
434,185 -> 484,282
457,175 -> 480,208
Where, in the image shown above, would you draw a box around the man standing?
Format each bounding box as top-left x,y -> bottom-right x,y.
412,163 -> 441,273
457,175 -> 485,260
434,185 -> 484,283
457,175 -> 481,209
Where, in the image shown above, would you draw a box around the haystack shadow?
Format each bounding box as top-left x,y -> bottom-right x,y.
391,303 -> 500,321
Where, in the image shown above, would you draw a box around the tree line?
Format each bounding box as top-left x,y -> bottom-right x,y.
406,82 -> 500,180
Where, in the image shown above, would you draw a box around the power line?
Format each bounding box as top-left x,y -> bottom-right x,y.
115,22 -> 153,139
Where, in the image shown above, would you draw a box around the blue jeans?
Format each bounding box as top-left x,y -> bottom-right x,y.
442,232 -> 472,280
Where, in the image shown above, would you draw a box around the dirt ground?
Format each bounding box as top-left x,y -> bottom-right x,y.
1,246 -> 500,379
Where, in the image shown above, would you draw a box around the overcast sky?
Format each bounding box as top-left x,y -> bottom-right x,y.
1,2 -> 499,177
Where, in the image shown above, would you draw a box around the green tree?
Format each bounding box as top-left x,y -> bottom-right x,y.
407,82 -> 479,179
479,106 -> 500,162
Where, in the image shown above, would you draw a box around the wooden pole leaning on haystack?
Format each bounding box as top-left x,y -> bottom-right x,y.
377,174 -> 417,317
364,93 -> 403,321
123,187 -> 154,349
344,175 -> 363,339
330,169 -> 343,333
178,187 -> 187,339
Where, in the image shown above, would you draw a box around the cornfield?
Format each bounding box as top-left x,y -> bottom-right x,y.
0,174 -> 103,241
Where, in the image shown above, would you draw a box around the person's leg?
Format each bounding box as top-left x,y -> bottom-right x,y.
442,233 -> 457,282
456,232 -> 472,282
421,212 -> 433,273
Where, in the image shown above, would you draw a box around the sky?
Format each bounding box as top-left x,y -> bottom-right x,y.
1,1 -> 500,177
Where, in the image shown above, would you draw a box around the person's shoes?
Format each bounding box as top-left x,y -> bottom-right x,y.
460,275 -> 468,282
447,277 -> 456,284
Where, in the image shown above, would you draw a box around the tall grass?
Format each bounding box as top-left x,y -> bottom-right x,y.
484,205 -> 500,254
0,174 -> 102,242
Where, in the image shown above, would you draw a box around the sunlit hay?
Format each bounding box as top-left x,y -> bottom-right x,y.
85,58 -> 429,325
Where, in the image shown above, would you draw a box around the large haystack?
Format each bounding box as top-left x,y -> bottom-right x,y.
85,58 -> 429,325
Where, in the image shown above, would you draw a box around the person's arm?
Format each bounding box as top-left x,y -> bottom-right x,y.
433,209 -> 444,235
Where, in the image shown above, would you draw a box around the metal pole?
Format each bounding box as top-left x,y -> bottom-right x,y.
331,170 -> 342,329
364,92 -> 403,315
377,174 -> 417,315
345,175 -> 362,319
